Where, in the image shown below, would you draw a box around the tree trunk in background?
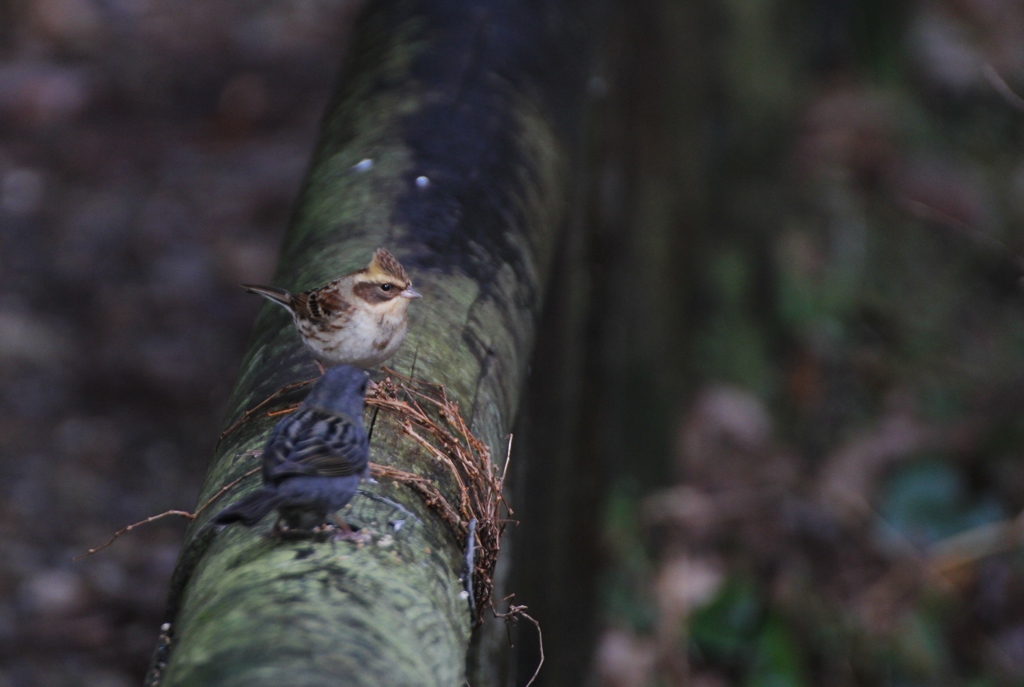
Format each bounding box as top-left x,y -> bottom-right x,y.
148,1 -> 588,685
508,0 -> 714,683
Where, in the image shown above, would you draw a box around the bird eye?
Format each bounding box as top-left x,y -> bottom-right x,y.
380,283 -> 392,291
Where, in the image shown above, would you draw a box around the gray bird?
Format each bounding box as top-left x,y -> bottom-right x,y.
212,365 -> 370,534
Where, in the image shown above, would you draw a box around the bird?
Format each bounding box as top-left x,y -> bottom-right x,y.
242,248 -> 422,370
211,365 -> 371,534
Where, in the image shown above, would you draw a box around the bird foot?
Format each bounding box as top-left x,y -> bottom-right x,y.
332,528 -> 371,545
269,519 -> 328,541
329,515 -> 370,544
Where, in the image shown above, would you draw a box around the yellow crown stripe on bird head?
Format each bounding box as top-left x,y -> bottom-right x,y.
365,248 -> 410,285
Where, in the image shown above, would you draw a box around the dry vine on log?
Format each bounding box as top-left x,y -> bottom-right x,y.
367,368 -> 513,617
77,369 -> 514,620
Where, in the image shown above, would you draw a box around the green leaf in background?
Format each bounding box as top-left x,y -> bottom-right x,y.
745,616 -> 808,687
876,458 -> 1005,549
690,576 -> 762,660
894,606 -> 948,680
600,484 -> 658,633
697,251 -> 775,395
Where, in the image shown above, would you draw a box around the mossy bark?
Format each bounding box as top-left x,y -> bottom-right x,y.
149,1 -> 587,685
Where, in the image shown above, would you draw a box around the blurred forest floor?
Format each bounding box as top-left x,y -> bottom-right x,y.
0,1 -> 354,684
592,1 -> 1024,686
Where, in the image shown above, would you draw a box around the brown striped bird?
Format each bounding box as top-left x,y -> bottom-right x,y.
243,248 -> 422,369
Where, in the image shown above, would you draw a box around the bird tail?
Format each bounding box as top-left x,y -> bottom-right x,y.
241,284 -> 294,310
211,489 -> 283,527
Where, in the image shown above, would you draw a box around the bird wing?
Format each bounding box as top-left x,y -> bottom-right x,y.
262,408 -> 368,482
291,284 -> 353,325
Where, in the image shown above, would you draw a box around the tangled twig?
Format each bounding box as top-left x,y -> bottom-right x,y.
366,368 -> 513,616
491,595 -> 544,687
218,377 -> 318,444
80,369 -> 516,622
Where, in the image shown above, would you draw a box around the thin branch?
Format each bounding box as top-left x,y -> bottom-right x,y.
218,377 -> 318,443
74,462 -> 261,561
500,434 -> 513,483
929,509 -> 1024,574
520,611 -> 544,687
193,464 -> 261,518
492,598 -> 544,687
74,511 -> 195,560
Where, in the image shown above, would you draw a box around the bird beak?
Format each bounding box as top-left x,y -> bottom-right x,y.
401,287 -> 423,299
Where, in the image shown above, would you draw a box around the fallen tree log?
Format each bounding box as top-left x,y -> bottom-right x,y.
147,0 -> 588,685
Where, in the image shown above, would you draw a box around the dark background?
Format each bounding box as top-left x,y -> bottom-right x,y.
0,1 -> 356,684
5,0 -> 1024,686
